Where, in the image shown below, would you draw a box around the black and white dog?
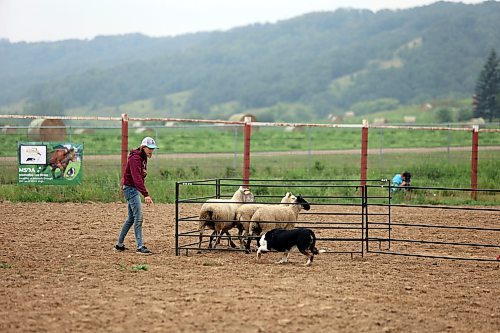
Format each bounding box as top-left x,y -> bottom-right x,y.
257,228 -> 324,266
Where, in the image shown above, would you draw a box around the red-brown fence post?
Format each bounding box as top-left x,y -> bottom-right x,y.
121,113 -> 129,185
471,125 -> 479,200
243,116 -> 252,187
360,119 -> 369,187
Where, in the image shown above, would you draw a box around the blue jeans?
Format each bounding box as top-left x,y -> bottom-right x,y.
117,185 -> 144,249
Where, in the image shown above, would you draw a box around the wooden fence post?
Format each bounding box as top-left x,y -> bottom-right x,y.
471,125 -> 479,200
121,113 -> 129,185
360,119 -> 369,187
243,116 -> 252,187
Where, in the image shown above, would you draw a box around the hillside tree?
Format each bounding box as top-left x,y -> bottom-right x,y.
473,49 -> 500,122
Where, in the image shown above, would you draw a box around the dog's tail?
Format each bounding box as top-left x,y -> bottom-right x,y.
312,248 -> 326,255
309,230 -> 326,255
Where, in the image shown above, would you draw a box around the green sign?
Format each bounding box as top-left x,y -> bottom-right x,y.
18,142 -> 83,185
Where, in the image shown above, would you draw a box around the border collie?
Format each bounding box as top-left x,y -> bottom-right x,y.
257,228 -> 324,266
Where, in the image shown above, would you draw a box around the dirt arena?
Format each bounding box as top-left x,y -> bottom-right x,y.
0,202 -> 499,333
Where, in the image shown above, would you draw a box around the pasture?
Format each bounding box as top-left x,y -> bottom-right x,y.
1,202 -> 498,333
1,123 -> 499,203
1,149 -> 500,204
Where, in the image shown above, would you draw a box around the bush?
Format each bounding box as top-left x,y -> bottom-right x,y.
435,108 -> 454,123
457,108 -> 473,122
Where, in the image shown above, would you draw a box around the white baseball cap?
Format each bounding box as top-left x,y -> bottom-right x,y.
141,137 -> 158,149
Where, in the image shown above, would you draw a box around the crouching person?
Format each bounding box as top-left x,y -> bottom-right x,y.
391,171 -> 412,192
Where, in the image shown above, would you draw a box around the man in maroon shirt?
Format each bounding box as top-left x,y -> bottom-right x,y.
115,137 -> 158,255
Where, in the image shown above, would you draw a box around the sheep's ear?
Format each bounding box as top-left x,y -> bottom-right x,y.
285,192 -> 291,198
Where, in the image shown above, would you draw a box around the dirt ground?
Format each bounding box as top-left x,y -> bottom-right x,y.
0,202 -> 499,333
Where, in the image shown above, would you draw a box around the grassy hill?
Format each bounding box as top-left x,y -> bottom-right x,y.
1,2 -> 500,122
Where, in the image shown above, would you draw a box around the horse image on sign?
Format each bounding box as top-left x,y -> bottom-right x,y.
41,146 -> 77,179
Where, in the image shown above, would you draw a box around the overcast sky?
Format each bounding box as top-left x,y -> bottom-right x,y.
0,0 -> 488,43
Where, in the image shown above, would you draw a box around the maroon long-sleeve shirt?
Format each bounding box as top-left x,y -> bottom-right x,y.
122,148 -> 149,197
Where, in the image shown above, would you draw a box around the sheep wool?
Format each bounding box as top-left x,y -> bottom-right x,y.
235,193 -> 295,249
198,186 -> 255,252
245,193 -> 310,253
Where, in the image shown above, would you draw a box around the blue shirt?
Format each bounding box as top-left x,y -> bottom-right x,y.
392,174 -> 403,186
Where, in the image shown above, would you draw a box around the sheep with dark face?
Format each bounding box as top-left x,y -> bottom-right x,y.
235,193 -> 295,249
244,193 -> 310,253
198,186 -> 255,253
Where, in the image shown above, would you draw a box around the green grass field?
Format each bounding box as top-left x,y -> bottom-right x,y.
0,125 -> 498,204
0,125 -> 498,157
1,149 -> 498,205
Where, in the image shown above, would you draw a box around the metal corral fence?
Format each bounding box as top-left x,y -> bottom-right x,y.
175,179 -> 500,262
366,186 -> 500,262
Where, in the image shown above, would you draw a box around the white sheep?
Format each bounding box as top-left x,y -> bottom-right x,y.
234,193 -> 295,249
244,192 -> 310,253
198,186 -> 255,252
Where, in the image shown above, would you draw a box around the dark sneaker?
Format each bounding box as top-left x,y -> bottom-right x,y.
115,244 -> 126,251
136,246 -> 153,255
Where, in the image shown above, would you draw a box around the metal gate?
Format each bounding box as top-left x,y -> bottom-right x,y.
175,179 -> 500,262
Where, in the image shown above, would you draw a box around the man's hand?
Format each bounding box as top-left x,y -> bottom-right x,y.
145,196 -> 153,206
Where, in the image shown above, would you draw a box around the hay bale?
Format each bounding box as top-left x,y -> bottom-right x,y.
28,119 -> 66,141
1,125 -> 18,134
469,117 -> 485,125
228,113 -> 257,122
134,127 -> 155,134
468,118 -> 486,128
284,126 -> 304,132
373,118 -> 386,125
420,103 -> 433,111
227,113 -> 258,132
403,116 -> 416,124
327,114 -> 343,123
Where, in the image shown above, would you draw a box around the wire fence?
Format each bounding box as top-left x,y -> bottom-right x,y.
0,114 -> 499,202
